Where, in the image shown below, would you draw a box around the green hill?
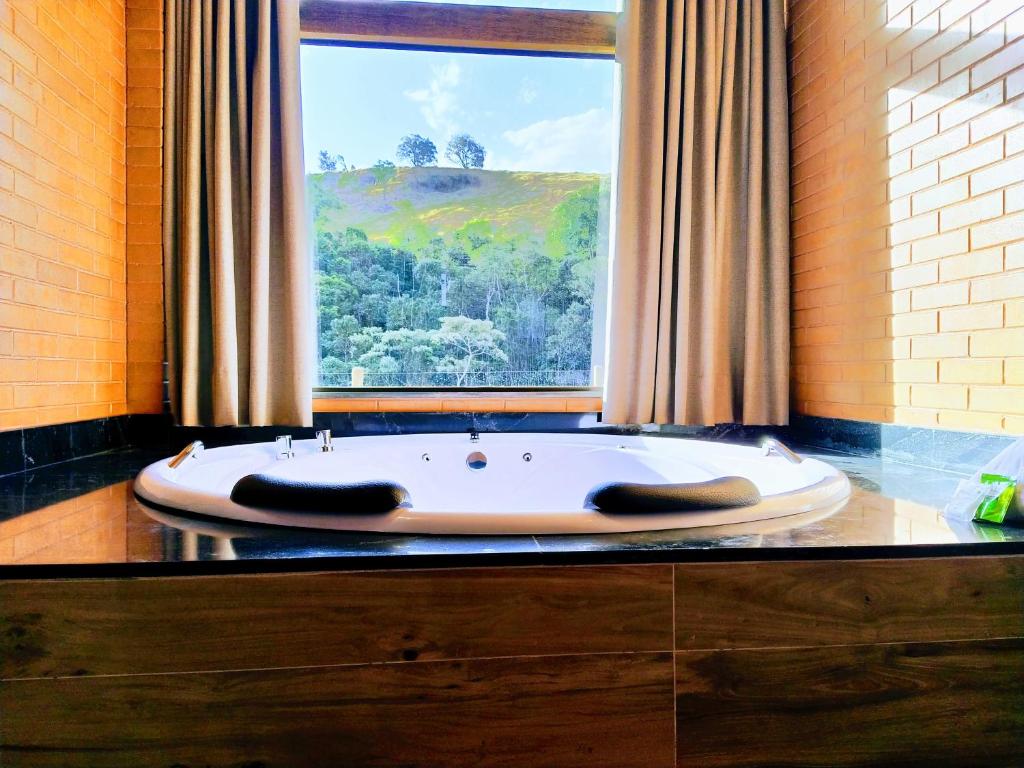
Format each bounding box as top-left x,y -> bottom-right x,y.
307,166 -> 605,251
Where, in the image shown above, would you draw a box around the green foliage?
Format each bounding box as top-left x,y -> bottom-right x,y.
546,183 -> 601,262
435,316 -> 507,386
396,134 -> 438,167
445,134 -> 486,169
454,219 -> 494,252
546,302 -> 593,374
359,328 -> 442,384
312,167 -> 608,387
307,174 -> 341,225
369,160 -> 396,185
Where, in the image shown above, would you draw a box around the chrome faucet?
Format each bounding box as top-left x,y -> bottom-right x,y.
275,434 -> 295,460
316,429 -> 334,453
469,428 -> 480,443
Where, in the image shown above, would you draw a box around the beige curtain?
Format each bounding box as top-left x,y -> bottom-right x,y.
163,0 -> 312,426
604,0 -> 790,426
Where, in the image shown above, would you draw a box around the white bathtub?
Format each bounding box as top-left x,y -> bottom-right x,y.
133,432 -> 851,534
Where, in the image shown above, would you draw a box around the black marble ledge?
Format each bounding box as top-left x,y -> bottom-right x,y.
5,411 -> 1012,478
2,440 -> 1024,579
0,449 -> 164,522
2,412 -> 1023,580
788,414 -> 1015,472
0,415 -> 147,477
104,412 -> 613,453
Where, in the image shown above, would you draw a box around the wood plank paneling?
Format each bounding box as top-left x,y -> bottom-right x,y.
299,0 -> 617,57
675,557 -> 1024,650
1,652 -> 675,768
5,555 -> 1024,766
676,640 -> 1024,768
0,564 -> 673,679
313,394 -> 604,413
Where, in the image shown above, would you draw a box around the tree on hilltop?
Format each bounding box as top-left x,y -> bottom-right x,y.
318,150 -> 348,172
396,135 -> 437,167
445,134 -> 485,169
370,159 -> 396,185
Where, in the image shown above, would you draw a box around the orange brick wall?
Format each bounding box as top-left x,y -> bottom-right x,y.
0,0 -> 128,430
789,0 -> 1024,434
125,0 -> 164,414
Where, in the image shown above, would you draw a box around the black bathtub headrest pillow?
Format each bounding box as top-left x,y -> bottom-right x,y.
230,474 -> 409,515
585,476 -> 762,514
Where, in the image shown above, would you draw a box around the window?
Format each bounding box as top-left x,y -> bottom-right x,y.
299,1 -> 618,389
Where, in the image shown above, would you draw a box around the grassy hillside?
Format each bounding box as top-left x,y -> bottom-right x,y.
307,166 -> 605,250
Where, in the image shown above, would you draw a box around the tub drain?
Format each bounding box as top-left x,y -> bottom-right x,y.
466,451 -> 487,470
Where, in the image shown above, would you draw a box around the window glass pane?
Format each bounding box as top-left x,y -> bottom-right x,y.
301,45 -> 617,388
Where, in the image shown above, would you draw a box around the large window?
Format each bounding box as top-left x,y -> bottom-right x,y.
299,1 -> 618,389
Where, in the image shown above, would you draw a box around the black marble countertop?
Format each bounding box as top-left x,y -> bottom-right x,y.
2,440 -> 1023,578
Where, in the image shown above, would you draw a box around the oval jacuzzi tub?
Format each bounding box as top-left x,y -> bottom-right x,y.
134,433 -> 851,535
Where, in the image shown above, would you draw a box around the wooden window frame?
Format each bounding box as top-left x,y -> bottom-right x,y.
299,1 -> 616,409
313,390 -> 604,413
299,1 -> 618,58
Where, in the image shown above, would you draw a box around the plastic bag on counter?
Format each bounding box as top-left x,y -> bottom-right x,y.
943,438 -> 1024,526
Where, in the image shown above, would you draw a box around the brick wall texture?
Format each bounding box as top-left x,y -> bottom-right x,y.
0,0 -> 128,430
4,0 -> 1023,432
789,0 -> 1024,434
0,0 -> 163,431
125,0 -> 164,414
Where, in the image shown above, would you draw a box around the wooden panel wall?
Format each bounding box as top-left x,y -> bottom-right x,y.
674,557 -> 1024,768
1,556 -> 1023,766
0,564 -> 677,768
0,565 -> 675,679
299,0 -> 617,56
4,654 -> 675,768
314,393 -> 603,413
677,639 -> 1024,768
673,556 -> 1024,648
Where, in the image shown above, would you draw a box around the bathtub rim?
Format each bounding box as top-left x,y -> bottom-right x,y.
133,433 -> 853,535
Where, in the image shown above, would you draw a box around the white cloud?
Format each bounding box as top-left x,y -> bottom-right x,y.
404,61 -> 461,139
518,79 -> 539,105
495,108 -> 614,173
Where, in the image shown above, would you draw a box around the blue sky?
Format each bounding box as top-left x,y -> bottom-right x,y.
300,43 -> 618,174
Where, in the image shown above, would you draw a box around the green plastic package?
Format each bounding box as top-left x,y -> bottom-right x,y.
973,473 -> 1020,525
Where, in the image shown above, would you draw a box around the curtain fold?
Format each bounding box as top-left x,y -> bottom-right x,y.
604,0 -> 790,426
163,0 -> 312,426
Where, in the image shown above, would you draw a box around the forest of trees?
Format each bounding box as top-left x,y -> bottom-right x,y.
312,136 -> 606,388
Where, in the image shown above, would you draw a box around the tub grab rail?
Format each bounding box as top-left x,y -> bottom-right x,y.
167,441 -> 204,469
761,438 -> 803,464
